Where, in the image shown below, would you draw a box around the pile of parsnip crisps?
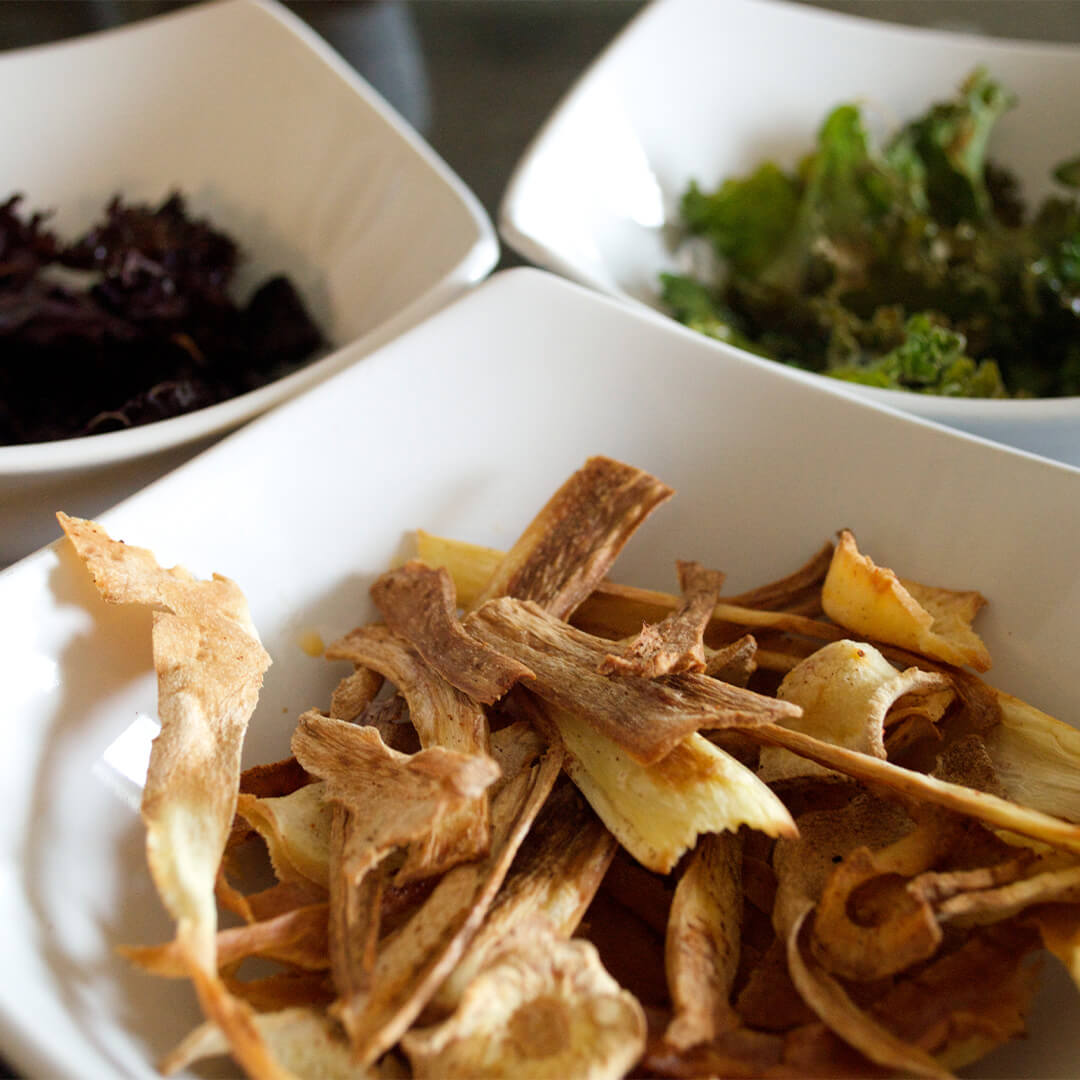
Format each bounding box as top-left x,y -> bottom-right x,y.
59,455 -> 1080,1079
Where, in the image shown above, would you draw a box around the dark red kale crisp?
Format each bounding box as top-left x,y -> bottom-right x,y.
0,192 -> 324,445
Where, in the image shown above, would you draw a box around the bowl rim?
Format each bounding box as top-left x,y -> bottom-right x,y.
498,0 -> 1080,414
0,0 -> 499,477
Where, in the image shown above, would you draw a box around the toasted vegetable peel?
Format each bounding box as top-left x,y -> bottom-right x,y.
809,814 -> 961,980
337,744 -> 565,1065
822,530 -> 990,671
758,639 -> 951,783
121,902 -> 331,977
325,623 -> 493,879
162,1006 -> 383,1078
290,713 -> 500,879
416,532 -> 834,632
236,782 -> 332,889
431,778 -> 618,1013
926,861 -> 1080,926
772,793 -> 916,943
290,712 -> 501,1042
599,560 -> 726,677
865,924 -> 1043,1068
536,698 -> 794,873
704,633 -> 759,686
57,513 -> 282,1078
467,597 -> 801,765
329,665 -> 383,722
90,455 -> 1080,1080
749,722 -> 1080,855
470,455 -> 674,620
664,831 -> 743,1049
401,923 -> 647,1080
370,560 -> 534,704
984,691 -> 1080,821
414,530 -> 502,609
785,905 -> 951,1079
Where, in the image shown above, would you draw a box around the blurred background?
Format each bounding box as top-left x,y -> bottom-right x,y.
2,0 -> 1078,272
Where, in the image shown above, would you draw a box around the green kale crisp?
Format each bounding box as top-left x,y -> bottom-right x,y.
662,69 -> 1080,397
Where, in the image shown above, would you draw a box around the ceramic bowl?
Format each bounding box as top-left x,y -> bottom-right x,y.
0,0 -> 497,563
499,0 -> 1080,464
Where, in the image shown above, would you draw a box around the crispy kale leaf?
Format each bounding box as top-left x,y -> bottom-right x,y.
679,163 -> 798,277
884,67 -> 1016,225
658,273 -> 764,354
1054,156 -> 1080,189
663,68 -> 1080,398
829,313 -> 1007,397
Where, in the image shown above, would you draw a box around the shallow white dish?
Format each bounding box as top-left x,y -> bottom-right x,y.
499,0 -> 1080,465
2,267 -> 1079,1078
0,0 -> 496,561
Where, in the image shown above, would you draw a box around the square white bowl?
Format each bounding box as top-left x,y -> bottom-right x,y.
499,0 -> 1080,464
2,267 -> 1079,1078
0,0 -> 497,559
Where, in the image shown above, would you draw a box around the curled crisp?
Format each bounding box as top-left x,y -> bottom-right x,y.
371,560 -> 534,704
785,904 -> 950,1079
664,831 -> 743,1049
822,530 -> 990,671
758,639 -> 951,783
809,813 -> 965,980
401,923 -> 647,1080
599,561 -> 726,677
57,513 -> 285,1079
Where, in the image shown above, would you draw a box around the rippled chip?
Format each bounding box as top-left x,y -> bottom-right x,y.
822,530 -> 991,671
163,1006 -> 384,1077
237,782 -> 333,890
536,698 -> 794,874
758,639 -> 951,783
401,923 -> 646,1079
57,513 -> 280,1076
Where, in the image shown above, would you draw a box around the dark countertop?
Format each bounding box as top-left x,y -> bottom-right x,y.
1,1 -> 1078,1077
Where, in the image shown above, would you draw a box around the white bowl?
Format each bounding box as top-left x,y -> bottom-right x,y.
499,0 -> 1080,464
1,267 -> 1079,1077
0,0 -> 497,561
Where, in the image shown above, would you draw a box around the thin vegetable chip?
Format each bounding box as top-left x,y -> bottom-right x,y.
57,513 -> 281,1077
401,923 -> 646,1079
822,530 -> 991,671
